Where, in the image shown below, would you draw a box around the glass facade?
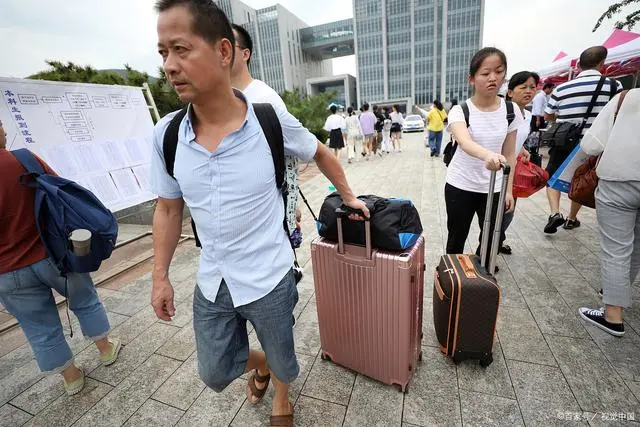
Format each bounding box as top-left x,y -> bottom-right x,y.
386,0 -> 412,100
445,0 -> 483,101
217,0 -> 483,105
414,0 -> 436,105
354,0 -> 384,104
355,0 -> 483,106
257,7 -> 286,94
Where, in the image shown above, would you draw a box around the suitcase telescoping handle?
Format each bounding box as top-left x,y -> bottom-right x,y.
335,207 -> 372,260
480,161 -> 511,274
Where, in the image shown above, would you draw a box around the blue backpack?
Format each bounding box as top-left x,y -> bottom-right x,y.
12,149 -> 118,275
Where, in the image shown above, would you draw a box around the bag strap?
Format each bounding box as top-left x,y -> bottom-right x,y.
594,89 -> 628,168
614,90 -> 629,123
579,76 -> 606,134
505,100 -> 515,126
162,107 -> 189,179
12,148 -> 45,176
253,103 -> 285,190
252,103 -> 295,259
461,101 -> 470,128
447,101 -> 471,155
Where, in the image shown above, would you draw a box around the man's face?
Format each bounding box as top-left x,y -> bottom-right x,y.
230,29 -> 250,80
544,87 -> 554,95
0,120 -> 6,149
157,5 -> 234,103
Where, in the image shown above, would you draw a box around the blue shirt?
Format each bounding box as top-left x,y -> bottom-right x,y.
150,90 -> 318,307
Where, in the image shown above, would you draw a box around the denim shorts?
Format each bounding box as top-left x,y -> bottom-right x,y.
193,269 -> 299,392
0,258 -> 110,372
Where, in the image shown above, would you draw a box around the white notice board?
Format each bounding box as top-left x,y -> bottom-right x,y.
0,77 -> 156,212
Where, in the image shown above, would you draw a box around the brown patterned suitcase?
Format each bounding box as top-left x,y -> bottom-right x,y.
433,163 -> 511,366
311,210 -> 425,392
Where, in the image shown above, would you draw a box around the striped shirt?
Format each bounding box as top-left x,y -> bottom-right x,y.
545,70 -> 622,135
446,98 -> 524,193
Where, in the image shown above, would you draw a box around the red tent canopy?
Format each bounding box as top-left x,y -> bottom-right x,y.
538,29 -> 640,84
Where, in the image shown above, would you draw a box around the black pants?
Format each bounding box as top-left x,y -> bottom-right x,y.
445,183 -> 501,257
530,115 -> 545,132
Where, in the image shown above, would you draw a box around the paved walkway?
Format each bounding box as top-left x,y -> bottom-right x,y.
2,132 -> 640,426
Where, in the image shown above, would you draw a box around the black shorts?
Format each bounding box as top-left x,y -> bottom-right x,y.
545,147 -> 571,178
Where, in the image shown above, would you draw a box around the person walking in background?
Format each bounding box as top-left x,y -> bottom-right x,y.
445,47 -> 523,269
543,46 -> 621,234
358,103 -> 376,160
499,71 -> 538,255
0,120 -> 120,397
372,105 -> 385,156
440,99 -> 458,151
531,82 -> 554,131
324,105 -> 347,158
390,104 -> 404,152
427,100 -> 447,157
230,23 -> 303,245
345,106 -> 364,163
382,111 -> 392,154
578,89 -> 638,338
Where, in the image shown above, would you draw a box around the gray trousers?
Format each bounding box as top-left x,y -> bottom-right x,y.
596,180 -> 640,308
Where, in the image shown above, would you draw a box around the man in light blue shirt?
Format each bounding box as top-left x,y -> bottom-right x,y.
151,1 -> 368,425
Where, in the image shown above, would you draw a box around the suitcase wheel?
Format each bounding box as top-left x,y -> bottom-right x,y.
395,384 -> 408,394
452,355 -> 462,365
320,352 -> 331,361
418,351 -> 423,362
479,354 -> 493,368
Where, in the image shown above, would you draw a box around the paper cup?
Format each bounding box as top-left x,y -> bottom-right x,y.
69,229 -> 92,256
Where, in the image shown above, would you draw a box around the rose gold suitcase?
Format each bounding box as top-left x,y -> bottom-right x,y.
311,211 -> 425,392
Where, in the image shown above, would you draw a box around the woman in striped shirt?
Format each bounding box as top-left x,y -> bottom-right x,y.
445,47 -> 524,267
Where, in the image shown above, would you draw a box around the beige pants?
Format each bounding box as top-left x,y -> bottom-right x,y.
347,135 -> 359,160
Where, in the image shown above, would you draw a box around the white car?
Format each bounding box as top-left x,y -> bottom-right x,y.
402,115 -> 425,133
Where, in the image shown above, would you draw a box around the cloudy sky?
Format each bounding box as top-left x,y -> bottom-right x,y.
0,0 -> 631,80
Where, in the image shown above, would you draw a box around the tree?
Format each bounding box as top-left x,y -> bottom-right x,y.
280,89 -> 337,143
593,0 -> 640,32
29,60 -> 183,119
148,67 -> 184,120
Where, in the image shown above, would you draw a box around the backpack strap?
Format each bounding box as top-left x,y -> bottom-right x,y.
253,103 -> 297,256
162,107 -> 189,179
253,103 -> 285,190
461,101 -> 470,128
161,107 -> 195,245
12,148 -> 45,175
449,101 -> 471,156
505,100 -> 515,126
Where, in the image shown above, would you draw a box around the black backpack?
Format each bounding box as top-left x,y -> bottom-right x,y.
162,103 -> 288,248
443,100 -> 516,167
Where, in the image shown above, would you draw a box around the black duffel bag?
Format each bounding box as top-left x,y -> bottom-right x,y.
317,193 -> 423,251
540,121 -> 582,152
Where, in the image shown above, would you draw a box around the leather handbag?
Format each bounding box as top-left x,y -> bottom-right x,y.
568,90 -> 628,209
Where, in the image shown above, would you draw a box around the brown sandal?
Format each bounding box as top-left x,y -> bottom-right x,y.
247,369 -> 271,404
269,403 -> 294,427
